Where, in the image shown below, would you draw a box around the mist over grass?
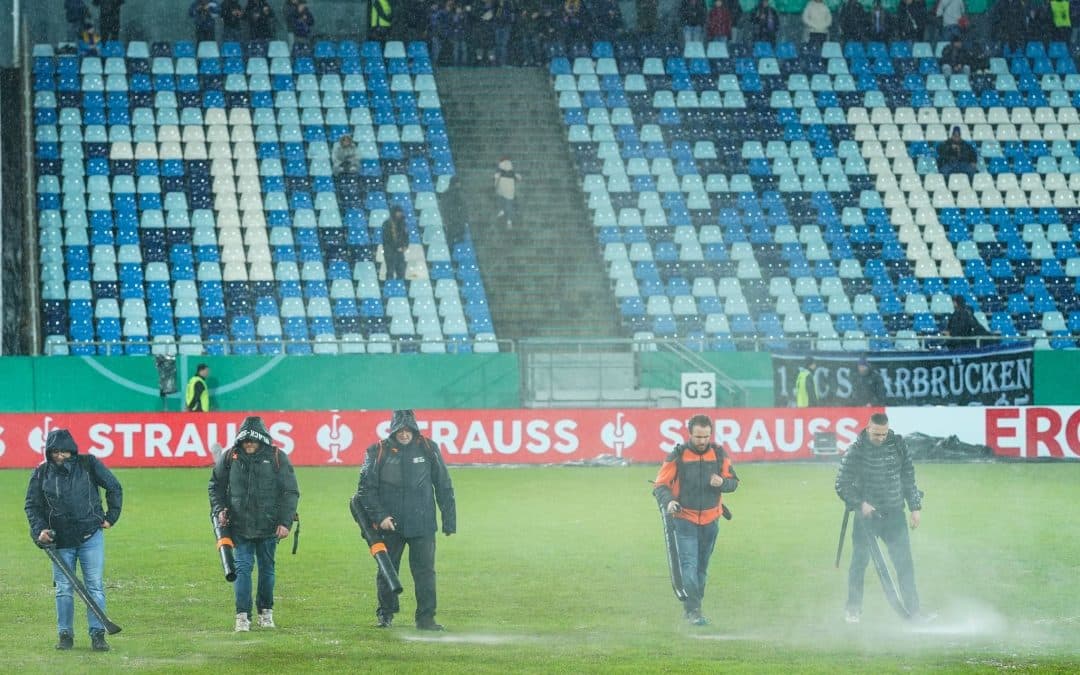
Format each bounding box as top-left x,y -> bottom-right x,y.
2,463 -> 1077,673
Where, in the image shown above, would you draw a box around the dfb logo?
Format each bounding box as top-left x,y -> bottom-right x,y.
28,417 -> 55,456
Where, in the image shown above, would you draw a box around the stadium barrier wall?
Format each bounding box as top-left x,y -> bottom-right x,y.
2,405 -> 1075,469
1031,350 -> 1080,406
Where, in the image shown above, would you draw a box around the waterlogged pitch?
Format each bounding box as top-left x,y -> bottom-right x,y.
2,463 -> 1078,673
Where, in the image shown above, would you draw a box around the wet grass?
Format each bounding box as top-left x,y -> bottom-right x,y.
2,463 -> 1078,673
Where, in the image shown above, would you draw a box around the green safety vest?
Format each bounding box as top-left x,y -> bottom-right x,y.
370,0 -> 391,28
794,370 -> 811,407
1051,0 -> 1071,28
186,375 -> 209,412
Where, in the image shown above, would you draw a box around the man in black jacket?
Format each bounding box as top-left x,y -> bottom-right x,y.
357,409 -> 456,630
835,413 -> 924,623
209,416 -> 300,632
850,357 -> 886,406
937,126 -> 978,178
25,429 -> 123,651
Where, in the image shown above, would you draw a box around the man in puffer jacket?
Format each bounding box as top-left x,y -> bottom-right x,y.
356,409 -> 456,630
835,412 -> 926,624
25,429 -> 123,652
209,416 -> 300,632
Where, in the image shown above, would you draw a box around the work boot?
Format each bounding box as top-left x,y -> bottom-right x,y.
257,609 -> 275,629
234,612 -> 250,632
375,612 -> 393,628
90,630 -> 110,652
55,631 -> 73,650
416,620 -> 445,631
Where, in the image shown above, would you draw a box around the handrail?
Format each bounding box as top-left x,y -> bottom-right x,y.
656,339 -> 747,406
43,336 -> 517,356
20,18 -> 37,355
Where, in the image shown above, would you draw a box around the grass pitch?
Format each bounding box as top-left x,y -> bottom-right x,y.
2,462 -> 1078,674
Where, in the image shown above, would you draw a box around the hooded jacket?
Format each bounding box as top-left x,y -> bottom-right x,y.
835,427 -> 922,514
356,410 -> 457,538
208,417 -> 300,539
24,429 -> 123,548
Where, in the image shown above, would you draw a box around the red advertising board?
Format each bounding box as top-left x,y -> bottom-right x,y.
0,408 -> 880,469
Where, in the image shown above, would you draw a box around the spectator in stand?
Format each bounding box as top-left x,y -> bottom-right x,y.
945,295 -> 993,348
369,0 -> 392,41
1024,0 -> 1051,40
1051,0 -> 1072,41
992,0 -> 1026,52
221,0 -> 247,41
940,35 -> 972,74
637,0 -> 659,34
332,134 -> 359,175
284,0 -> 301,45
191,0 -> 220,44
429,0 -> 453,66
751,0 -> 780,42
448,1 -> 469,65
802,0 -> 833,47
935,0 -> 966,41
289,1 -> 315,47
247,0 -> 277,40
681,0 -> 707,45
65,0 -> 89,43
381,207 -> 410,280
493,0 -> 516,66
472,0 -> 497,65
706,0 -> 737,42
78,21 -> 102,56
561,0 -> 586,48
438,175 -> 468,247
895,0 -> 927,40
494,156 -> 522,228
1072,0 -> 1080,45
936,126 -> 978,178
867,0 -> 889,40
590,0 -> 624,43
97,0 -> 125,42
839,0 -> 868,41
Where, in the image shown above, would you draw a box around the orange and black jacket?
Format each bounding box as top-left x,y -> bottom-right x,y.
653,443 -> 738,525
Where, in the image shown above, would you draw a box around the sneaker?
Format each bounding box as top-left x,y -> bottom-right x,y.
375,612 -> 393,628
685,610 -> 711,626
90,630 -> 110,652
908,611 -> 937,624
844,610 -> 861,624
234,612 -> 251,632
55,631 -> 73,650
416,620 -> 445,631
257,609 -> 275,629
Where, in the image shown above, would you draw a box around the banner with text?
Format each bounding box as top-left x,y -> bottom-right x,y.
772,345 -> 1035,407
0,408 -> 879,468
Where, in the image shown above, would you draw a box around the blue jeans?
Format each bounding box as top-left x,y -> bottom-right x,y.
673,517 -> 719,614
233,536 -> 278,615
52,529 -> 106,635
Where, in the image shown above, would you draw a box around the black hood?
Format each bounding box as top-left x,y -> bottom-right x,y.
45,429 -> 79,455
233,416 -> 273,447
388,409 -> 419,434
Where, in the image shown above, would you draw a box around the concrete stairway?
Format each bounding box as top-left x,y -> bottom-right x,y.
436,67 -> 620,341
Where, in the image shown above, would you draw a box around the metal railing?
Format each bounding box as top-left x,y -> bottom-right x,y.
43,335 -> 517,356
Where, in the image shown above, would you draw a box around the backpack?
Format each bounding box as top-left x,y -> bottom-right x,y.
665,443 -> 735,520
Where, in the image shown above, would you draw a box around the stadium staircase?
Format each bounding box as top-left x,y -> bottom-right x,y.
436,67 -> 620,340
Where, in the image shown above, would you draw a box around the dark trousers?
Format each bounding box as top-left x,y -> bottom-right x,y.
384,250 -> 406,280
377,532 -> 437,624
673,517 -> 718,614
847,511 -> 919,614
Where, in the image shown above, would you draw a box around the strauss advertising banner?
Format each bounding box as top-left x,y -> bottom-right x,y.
0,409 -> 874,468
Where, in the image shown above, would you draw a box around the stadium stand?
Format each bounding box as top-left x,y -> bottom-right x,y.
559,38 -> 1080,351
33,39 -> 492,355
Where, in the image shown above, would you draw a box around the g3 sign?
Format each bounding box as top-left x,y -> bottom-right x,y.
681,373 -> 716,408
